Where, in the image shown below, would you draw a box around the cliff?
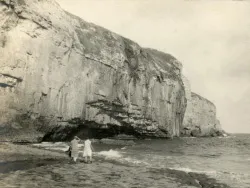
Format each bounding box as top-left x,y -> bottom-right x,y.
0,0 -> 187,142
181,75 -> 222,136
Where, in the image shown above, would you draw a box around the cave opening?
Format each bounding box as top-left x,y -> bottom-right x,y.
42,122 -> 141,142
74,123 -> 140,140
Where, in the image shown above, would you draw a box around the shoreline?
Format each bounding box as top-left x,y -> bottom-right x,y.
0,128 -> 228,143
0,142 -> 231,188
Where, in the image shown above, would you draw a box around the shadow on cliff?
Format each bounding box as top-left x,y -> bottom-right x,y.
41,121 -> 141,142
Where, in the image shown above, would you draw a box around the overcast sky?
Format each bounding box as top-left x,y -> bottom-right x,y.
57,0 -> 250,133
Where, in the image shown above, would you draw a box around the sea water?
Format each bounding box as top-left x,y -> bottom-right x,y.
31,134 -> 250,188
95,134 -> 250,188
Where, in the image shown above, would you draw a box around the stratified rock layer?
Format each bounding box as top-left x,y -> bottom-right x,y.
0,0 -> 186,141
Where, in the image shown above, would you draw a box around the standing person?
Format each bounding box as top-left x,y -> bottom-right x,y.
83,138 -> 94,163
70,136 -> 80,162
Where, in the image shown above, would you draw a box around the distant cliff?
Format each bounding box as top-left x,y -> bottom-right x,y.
0,0 -> 187,142
182,76 -> 222,137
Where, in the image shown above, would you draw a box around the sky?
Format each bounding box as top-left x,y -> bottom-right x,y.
56,0 -> 250,133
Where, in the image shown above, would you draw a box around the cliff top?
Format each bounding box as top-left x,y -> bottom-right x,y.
65,8 -> 183,79
1,0 -> 183,79
191,92 -> 216,107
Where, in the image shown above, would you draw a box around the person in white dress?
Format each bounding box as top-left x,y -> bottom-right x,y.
83,138 -> 94,163
70,136 -> 80,162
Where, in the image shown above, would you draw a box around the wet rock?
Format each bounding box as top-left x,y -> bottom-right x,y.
113,134 -> 137,140
0,158 -> 66,174
148,168 -> 230,188
191,129 -> 201,137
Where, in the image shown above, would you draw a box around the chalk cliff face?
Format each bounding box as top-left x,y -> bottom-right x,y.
0,0 -> 186,141
181,76 -> 222,136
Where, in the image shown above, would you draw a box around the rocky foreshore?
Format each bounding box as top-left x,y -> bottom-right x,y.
0,142 -> 230,188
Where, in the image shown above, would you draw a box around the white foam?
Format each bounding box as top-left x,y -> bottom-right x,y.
219,134 -> 230,138
97,149 -> 122,158
32,142 -> 69,152
96,149 -> 149,166
122,157 -> 149,165
169,167 -> 217,175
33,142 -> 54,147
32,142 -> 89,152
169,167 -> 193,172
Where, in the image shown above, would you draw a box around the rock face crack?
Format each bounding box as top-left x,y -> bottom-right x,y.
0,73 -> 22,88
84,55 -> 116,70
0,73 -> 23,82
1,0 -> 52,30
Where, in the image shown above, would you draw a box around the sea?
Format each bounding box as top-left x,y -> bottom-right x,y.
1,134 -> 250,188
30,134 -> 250,188
118,134 -> 250,188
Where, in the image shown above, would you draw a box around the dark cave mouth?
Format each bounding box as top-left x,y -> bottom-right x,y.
42,123 -> 141,142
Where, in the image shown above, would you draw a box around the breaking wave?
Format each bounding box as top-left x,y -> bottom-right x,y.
169,167 -> 217,175
97,149 -> 122,158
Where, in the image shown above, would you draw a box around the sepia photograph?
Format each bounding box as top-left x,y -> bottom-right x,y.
0,0 -> 249,187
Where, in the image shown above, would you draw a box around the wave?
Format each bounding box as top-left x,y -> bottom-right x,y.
32,142 -> 88,152
218,135 -> 231,139
96,149 -> 149,166
169,167 -> 217,175
33,142 -> 69,152
121,157 -> 149,165
97,149 -> 123,158
96,151 -> 218,175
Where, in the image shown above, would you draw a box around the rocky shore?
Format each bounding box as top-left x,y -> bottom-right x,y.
0,142 -> 230,188
0,142 -> 67,163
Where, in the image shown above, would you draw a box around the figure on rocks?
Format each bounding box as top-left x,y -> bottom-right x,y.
83,138 -> 94,163
70,136 -> 80,162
